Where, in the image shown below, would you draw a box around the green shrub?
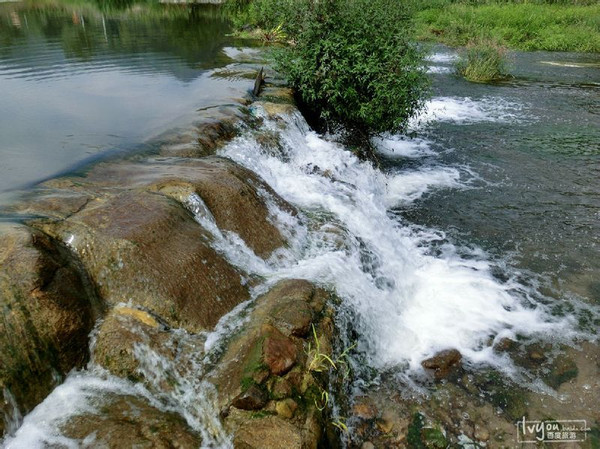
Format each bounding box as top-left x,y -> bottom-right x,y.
456,39 -> 508,82
233,0 -> 429,143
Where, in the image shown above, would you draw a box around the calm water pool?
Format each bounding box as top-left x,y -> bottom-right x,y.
0,1 -> 250,197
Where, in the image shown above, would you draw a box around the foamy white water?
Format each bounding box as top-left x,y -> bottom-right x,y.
220,103 -> 575,374
385,167 -> 463,205
3,314 -> 233,449
410,96 -> 526,129
3,373 -> 145,449
372,135 -> 436,159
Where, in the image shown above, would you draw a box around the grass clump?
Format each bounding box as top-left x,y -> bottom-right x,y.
456,39 -> 508,82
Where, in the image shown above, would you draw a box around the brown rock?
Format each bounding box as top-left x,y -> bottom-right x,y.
0,223 -> 101,436
93,306 -> 173,383
36,191 -> 249,333
493,337 -> 515,353
233,415 -> 302,449
232,385 -> 268,411
262,280 -> 316,337
269,377 -> 293,399
275,399 -> 298,419
421,349 -> 462,380
263,326 -> 298,376
255,101 -> 297,119
252,369 -> 270,385
352,397 -> 378,420
205,280 -> 334,448
474,425 -> 490,442
284,368 -> 304,392
62,394 -> 201,448
80,156 -> 294,259
376,417 -> 394,434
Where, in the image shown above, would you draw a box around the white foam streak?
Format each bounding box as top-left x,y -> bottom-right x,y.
386,167 -> 462,205
425,52 -> 459,63
184,193 -> 270,276
410,96 -> 525,128
373,135 -> 436,159
427,65 -> 453,74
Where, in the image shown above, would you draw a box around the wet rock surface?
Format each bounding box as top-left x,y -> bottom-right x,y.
62,394 -> 202,448
232,385 -> 269,411
93,306 -> 173,382
421,348 -> 462,380
207,279 -> 337,449
0,223 -> 101,435
345,341 -> 600,449
24,155 -> 294,260
33,190 -> 249,333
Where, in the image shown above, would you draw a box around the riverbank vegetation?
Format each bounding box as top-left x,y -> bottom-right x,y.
411,0 -> 600,53
227,0 -> 429,151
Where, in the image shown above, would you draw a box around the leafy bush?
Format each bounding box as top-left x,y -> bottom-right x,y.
456,39 -> 508,82
233,0 -> 429,142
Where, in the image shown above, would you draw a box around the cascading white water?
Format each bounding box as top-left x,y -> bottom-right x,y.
2,307 -> 234,449
218,101 -> 579,376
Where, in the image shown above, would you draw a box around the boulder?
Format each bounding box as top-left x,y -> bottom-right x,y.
77,156 -> 294,259
62,394 -> 201,448
206,280 -> 334,448
207,280 -> 328,409
0,223 -> 101,436
35,190 -> 249,332
421,349 -> 462,380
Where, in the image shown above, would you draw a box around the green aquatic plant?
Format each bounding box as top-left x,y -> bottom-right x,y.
456,39 -> 508,82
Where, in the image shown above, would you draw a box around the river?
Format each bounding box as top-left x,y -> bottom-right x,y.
1,3 -> 599,448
